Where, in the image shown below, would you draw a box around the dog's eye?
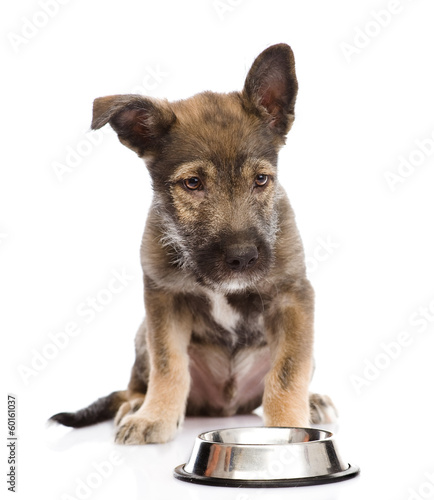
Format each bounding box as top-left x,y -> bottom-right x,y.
184,177 -> 202,190
255,174 -> 269,187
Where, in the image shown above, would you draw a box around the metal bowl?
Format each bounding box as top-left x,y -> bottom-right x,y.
174,426 -> 359,487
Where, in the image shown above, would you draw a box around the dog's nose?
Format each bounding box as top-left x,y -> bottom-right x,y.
225,245 -> 259,272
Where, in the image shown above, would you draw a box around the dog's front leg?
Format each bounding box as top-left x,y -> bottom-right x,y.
115,289 -> 192,444
263,282 -> 314,428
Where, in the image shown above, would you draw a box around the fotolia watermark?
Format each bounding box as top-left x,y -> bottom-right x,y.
129,64 -> 169,95
60,450 -> 124,500
305,235 -> 340,274
340,0 -> 410,64
233,447 -> 298,500
51,127 -> 112,183
51,64 -> 170,183
266,447 -> 298,479
234,447 -> 298,500
213,0 -> 244,20
350,295 -> 434,394
384,128 -> 434,192
350,331 -> 413,394
7,0 -> 71,53
408,471 -> 434,500
0,231 -> 7,246
17,267 -> 134,386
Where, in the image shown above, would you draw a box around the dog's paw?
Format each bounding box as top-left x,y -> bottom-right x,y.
309,393 -> 338,425
114,396 -> 145,426
114,414 -> 178,445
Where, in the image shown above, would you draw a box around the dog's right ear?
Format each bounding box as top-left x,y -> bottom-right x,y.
91,95 -> 176,157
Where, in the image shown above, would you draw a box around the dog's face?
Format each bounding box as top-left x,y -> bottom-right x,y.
151,92 -> 282,292
91,44 -> 298,292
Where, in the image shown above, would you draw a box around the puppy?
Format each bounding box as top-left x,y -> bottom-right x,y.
50,43 -> 336,444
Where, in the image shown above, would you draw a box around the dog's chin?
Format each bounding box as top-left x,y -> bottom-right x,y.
212,279 -> 251,294
198,270 -> 267,294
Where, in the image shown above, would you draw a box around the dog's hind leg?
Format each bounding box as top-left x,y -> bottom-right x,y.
308,361 -> 338,424
115,318 -> 150,426
309,393 -> 338,424
114,395 -> 146,426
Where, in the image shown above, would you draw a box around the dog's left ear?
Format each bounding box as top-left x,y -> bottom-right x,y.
242,43 -> 298,140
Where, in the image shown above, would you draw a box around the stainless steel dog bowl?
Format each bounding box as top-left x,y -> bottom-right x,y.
174,426 -> 359,487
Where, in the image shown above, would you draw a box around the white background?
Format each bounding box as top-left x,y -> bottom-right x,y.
2,0 -> 434,499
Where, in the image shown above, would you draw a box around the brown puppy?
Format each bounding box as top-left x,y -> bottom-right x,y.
50,44 -> 337,444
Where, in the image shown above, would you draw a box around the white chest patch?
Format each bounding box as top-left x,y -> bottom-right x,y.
207,291 -> 241,332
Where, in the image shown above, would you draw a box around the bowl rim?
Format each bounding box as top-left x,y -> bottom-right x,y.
196,425 -> 334,447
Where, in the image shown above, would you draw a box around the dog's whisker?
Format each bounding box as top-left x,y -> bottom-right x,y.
253,284 -> 265,314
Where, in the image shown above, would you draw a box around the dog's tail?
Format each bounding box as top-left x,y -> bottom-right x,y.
49,390 -> 128,428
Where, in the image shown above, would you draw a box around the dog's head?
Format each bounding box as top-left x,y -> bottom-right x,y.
92,44 -> 298,292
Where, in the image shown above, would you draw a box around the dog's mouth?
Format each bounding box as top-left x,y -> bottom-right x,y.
192,241 -> 273,292
160,221 -> 275,291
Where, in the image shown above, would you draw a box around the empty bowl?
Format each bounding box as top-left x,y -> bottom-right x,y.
174,426 -> 359,487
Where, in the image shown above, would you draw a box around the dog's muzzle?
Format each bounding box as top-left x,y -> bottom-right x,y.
224,244 -> 259,272
192,229 -> 272,290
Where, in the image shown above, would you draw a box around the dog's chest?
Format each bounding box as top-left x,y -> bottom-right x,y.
187,290 -> 269,414
189,290 -> 266,349
210,289 -> 239,325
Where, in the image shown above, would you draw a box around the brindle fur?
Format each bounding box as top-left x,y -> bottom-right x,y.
50,44 -> 337,444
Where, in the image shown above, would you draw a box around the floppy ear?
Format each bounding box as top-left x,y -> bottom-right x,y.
242,43 -> 298,140
91,94 -> 176,157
